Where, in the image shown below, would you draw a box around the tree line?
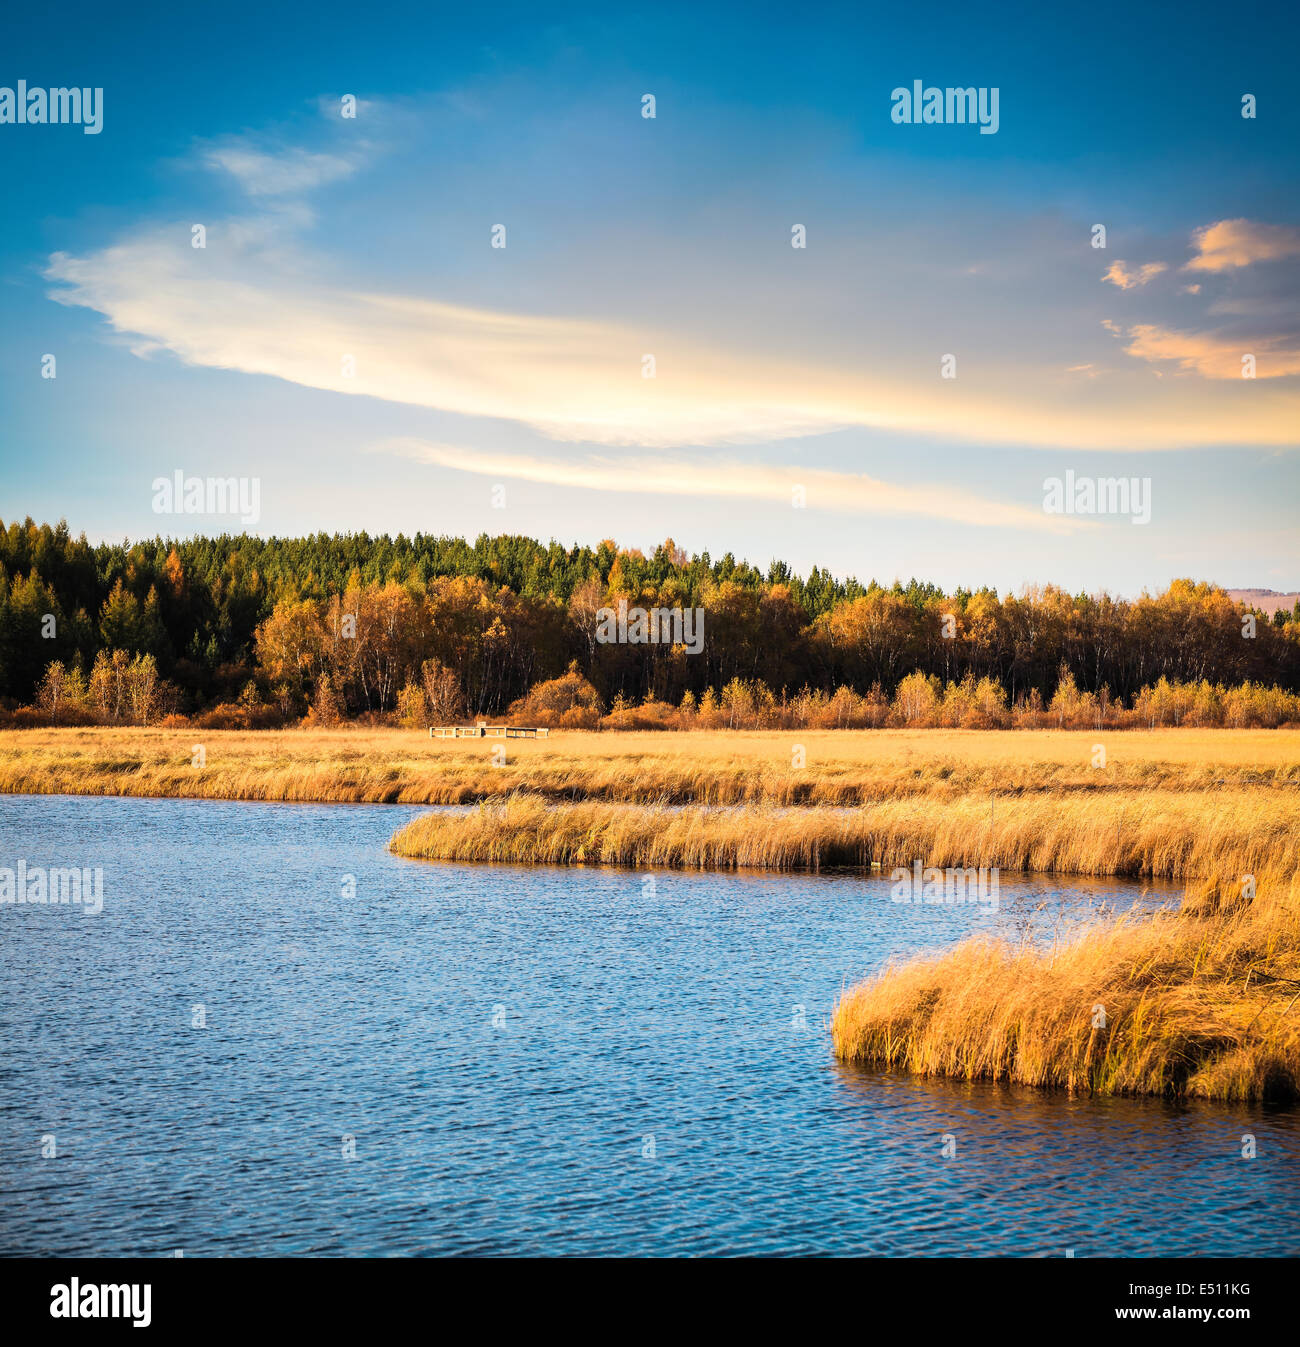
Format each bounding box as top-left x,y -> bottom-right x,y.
2,516 -> 1297,727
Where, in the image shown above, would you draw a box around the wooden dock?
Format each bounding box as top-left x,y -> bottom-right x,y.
430,721 -> 550,739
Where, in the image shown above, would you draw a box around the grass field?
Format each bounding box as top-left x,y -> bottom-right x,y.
2,724 -> 1297,805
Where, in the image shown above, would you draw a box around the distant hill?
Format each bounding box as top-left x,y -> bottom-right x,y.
1230,589 -> 1300,616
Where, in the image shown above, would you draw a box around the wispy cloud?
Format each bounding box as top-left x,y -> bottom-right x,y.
199,137 -> 365,197
377,438 -> 1089,534
45,216 -> 1300,451
44,229 -> 860,447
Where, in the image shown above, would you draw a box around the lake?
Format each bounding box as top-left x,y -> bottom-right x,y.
2,794 -> 1298,1256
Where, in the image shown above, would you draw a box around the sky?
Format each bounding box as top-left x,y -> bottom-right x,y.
1,0 -> 1297,595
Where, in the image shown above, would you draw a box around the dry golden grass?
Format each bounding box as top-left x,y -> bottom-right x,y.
831,871 -> 1300,1101
387,790 -> 1300,886
2,725 -> 1296,805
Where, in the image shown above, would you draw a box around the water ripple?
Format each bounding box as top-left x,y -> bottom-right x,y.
0,794 -> 1295,1257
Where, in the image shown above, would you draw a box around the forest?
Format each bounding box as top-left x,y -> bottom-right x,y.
2,516 -> 1298,729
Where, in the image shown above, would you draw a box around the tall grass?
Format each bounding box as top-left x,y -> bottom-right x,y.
830,871 -> 1300,1101
388,789 -> 1300,884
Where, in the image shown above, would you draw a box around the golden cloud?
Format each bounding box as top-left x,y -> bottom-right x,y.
1103,260 -> 1167,290
1124,324 -> 1300,379
1185,219 -> 1300,273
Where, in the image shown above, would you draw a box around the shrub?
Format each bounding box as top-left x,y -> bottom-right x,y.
507,663 -> 603,728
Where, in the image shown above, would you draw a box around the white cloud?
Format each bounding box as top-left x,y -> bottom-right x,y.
377,438 -> 1089,534
201,140 -> 363,197
45,217 -> 1300,452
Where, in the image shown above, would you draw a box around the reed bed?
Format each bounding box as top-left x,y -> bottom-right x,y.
831,871 -> 1300,1101
388,789 -> 1300,885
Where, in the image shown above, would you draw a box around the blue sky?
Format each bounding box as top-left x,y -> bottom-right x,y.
2,0 -> 1297,594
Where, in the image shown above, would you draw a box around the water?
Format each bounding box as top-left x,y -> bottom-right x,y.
1,794 -> 1297,1257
